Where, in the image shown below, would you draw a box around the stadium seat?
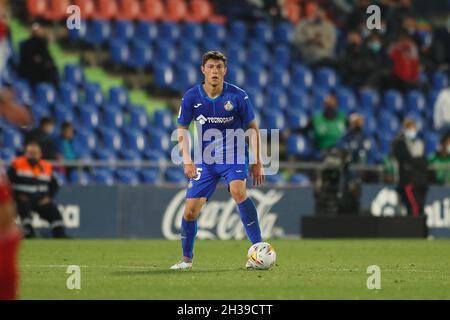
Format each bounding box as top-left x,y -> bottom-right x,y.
167,0 -> 191,22
175,63 -> 200,92
432,71 -> 449,91
141,0 -> 165,21
78,104 -> 100,129
129,105 -> 150,129
376,132 -> 393,157
69,170 -> 90,186
85,20 -> 111,46
204,23 -> 226,44
100,128 -> 123,152
165,168 -> 187,184
0,148 -> 16,163
424,132 -> 439,156
92,169 -> 115,186
405,111 -> 425,132
52,171 -> 67,186
262,110 -> 286,130
154,41 -> 177,65
291,64 -> 313,90
286,109 -> 309,130
142,149 -> 167,162
59,83 -> 80,107
27,0 -> 47,18
119,149 -> 142,162
1,128 -> 23,151
102,105 -> 125,129
378,111 -> 400,136
246,68 -> 269,90
153,109 -> 174,132
311,88 -> 329,112
273,46 -> 291,69
406,90 -> 426,114
383,89 -> 404,115
73,0 -> 96,19
158,22 -> 180,43
114,20 -> 135,43
270,67 -> 290,90
140,169 -> 161,185
84,83 -> 104,108
287,135 -> 311,158
147,128 -> 171,153
74,128 -> 97,151
30,104 -> 49,123
54,104 -> 76,124
68,19 -> 88,43
246,44 -> 270,68
362,111 -> 377,135
154,64 -> 175,89
64,64 -> 85,87
289,173 -> 311,186
245,86 -> 264,111
190,0 -> 226,24
274,22 -> 294,45
179,43 -> 201,65
116,169 -> 140,185
94,149 -> 117,162
181,22 -> 203,44
95,0 -> 119,20
265,174 -> 285,186
316,68 -> 338,90
135,21 -> 158,44
266,88 -> 288,111
228,21 -> 247,44
128,40 -> 153,70
123,128 -> 146,152
35,83 -> 57,107
110,39 -> 130,66
45,0 -> 70,21
359,88 -> 380,111
225,65 -> 245,87
253,21 -> 273,44
116,0 -> 142,20
13,80 -> 33,106
288,89 -> 310,111
336,87 -> 357,115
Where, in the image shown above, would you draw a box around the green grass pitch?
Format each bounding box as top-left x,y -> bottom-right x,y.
19,239 -> 450,300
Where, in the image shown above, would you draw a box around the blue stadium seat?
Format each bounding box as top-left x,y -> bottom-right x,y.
30,104 -> 50,123
316,67 -> 338,90
362,111 -> 377,135
92,169 -> 115,186
287,135 -> 311,157
140,169 -> 161,185
64,64 -> 84,87
147,128 -> 171,153
128,40 -> 153,70
175,63 -> 200,92
35,83 -> 57,107
228,20 -> 247,44
94,149 -> 117,162
52,171 -> 67,186
84,83 -> 104,108
153,109 -> 174,132
78,105 -> 100,129
376,132 -> 393,156
110,39 -> 130,66
265,174 -> 285,186
129,105 -> 150,129
311,88 -> 329,112
109,86 -> 129,109
262,110 -> 286,130
136,21 -> 158,44
181,22 -> 203,44
225,65 -> 245,87
273,45 -> 290,69
253,21 -> 273,44
289,173 -> 311,186
359,88 -> 379,111
119,149 -> 142,162
246,44 -> 269,67
179,43 -> 201,65
405,111 -> 424,132
0,148 -> 16,163
286,109 -> 309,130
165,167 -> 187,184
265,88 -> 288,111
288,89 -> 310,111
383,89 -> 404,115
203,23 -> 226,44
378,111 -> 400,136
270,67 -> 290,90
13,80 -> 33,106
274,22 -> 293,45
226,43 -> 246,66
432,71 -> 449,91
291,64 -> 313,90
59,83 -> 80,107
68,20 -> 87,43
123,128 -> 146,152
74,128 -> 97,151
406,90 -> 426,114
100,128 -> 123,152
336,87 -> 357,115
2,128 -> 23,150
54,104 -> 75,124
424,132 -> 439,156
154,64 -> 175,89
69,170 -> 90,186
142,149 -> 167,162
245,67 -> 269,89
158,22 -> 180,43
85,20 -> 111,46
102,105 -> 125,129
114,20 -> 135,43
116,169 -> 140,185
245,86 -> 264,111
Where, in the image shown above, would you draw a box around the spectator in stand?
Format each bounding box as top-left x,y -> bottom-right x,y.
433,86 -> 450,135
428,133 -> 450,185
362,32 -> 392,89
387,30 -> 421,92
24,117 -> 58,160
18,23 -> 59,90
311,94 -> 346,153
293,6 -> 337,67
57,121 -> 77,177
391,118 -> 428,217
339,31 -> 367,89
430,14 -> 450,73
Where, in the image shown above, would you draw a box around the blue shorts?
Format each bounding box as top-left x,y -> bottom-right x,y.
186,163 -> 248,200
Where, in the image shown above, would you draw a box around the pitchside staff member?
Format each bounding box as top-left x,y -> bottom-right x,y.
391,118 -> 429,217
7,141 -> 68,238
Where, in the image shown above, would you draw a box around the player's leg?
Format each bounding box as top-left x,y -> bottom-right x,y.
0,173 -> 21,300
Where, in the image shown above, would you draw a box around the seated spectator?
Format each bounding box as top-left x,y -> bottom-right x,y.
18,23 -> 59,90
428,133 -> 450,184
293,6 -> 337,66
311,94 -> 346,153
387,30 -> 421,92
57,121 -> 77,177
25,117 -> 58,160
339,31 -> 366,89
430,14 -> 450,72
362,32 -> 392,89
433,87 -> 450,135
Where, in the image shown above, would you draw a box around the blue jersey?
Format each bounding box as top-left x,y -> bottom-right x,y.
177,82 -> 255,165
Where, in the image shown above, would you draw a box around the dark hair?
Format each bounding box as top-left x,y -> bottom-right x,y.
61,121 -> 73,131
39,117 -> 54,127
25,140 -> 41,149
201,51 -> 227,66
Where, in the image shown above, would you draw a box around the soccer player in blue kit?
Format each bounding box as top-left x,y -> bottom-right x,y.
170,51 -> 265,270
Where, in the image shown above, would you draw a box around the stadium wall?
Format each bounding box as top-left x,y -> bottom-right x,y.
27,185 -> 450,239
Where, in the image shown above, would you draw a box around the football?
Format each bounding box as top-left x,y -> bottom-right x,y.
247,242 -> 277,270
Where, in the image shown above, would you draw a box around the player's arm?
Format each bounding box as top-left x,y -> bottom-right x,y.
177,125 -> 197,179
247,120 -> 265,187
0,89 -> 32,126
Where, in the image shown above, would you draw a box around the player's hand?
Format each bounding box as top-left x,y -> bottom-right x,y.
250,163 -> 265,187
184,163 -> 197,180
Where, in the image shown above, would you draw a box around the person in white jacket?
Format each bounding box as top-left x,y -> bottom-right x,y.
434,87 -> 450,135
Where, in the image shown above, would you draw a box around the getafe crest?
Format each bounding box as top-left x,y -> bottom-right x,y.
224,101 -> 234,111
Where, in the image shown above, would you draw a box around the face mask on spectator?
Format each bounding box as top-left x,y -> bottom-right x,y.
368,41 -> 381,52
405,129 -> 417,140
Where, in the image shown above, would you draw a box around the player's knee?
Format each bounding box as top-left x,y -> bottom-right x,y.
230,188 -> 247,204
184,207 -> 199,221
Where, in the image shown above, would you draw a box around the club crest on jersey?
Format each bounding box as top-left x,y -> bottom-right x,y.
224,101 -> 234,111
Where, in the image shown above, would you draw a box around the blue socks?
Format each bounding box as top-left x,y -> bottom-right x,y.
238,197 -> 262,244
181,218 -> 197,260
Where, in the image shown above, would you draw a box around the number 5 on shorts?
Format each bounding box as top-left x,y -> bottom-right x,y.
193,168 -> 203,181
